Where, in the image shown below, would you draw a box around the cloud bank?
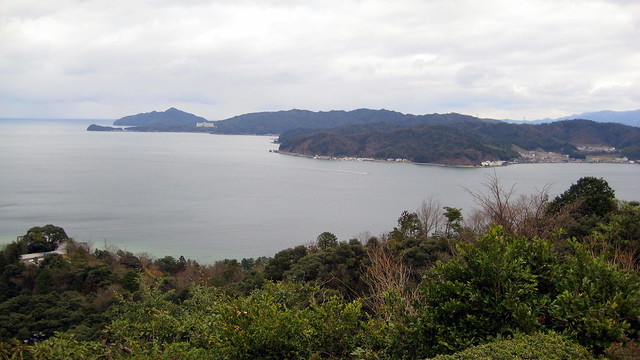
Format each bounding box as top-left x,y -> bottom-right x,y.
1,0 -> 639,120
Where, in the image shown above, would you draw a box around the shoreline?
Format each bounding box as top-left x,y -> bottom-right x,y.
276,150 -> 491,168
275,150 -> 638,168
85,127 -> 638,168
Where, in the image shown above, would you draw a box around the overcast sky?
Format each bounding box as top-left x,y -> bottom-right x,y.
1,0 -> 639,120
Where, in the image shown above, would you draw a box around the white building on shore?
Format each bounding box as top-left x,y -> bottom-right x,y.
481,160 -> 506,167
19,242 -> 68,265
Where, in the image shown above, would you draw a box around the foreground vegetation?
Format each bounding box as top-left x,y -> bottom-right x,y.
1,176 -> 639,359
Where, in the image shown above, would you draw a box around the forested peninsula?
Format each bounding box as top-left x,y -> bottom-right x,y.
2,177 -> 640,359
88,108 -> 640,166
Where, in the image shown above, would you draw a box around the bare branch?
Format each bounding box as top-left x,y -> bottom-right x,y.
363,246 -> 419,316
418,196 -> 444,237
465,172 -> 567,238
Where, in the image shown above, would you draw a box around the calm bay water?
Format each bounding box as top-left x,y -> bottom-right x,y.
1,119 -> 639,263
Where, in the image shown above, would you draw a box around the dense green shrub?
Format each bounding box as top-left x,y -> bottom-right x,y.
53,281 -> 366,359
417,226 -> 640,355
548,241 -> 640,352
546,177 -> 618,238
427,332 -> 595,360
0,291 -> 109,342
417,227 -> 557,355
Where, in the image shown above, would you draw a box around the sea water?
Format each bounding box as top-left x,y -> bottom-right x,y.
1,119 -> 639,263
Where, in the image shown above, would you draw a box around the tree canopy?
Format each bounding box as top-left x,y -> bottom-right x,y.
20,225 -> 69,253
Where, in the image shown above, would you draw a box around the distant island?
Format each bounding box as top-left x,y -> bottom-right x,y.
86,124 -> 123,132
114,107 -> 215,129
87,107 -> 640,166
88,107 -> 216,132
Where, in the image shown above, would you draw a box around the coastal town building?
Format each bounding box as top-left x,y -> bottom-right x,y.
481,160 -> 506,167
19,242 -> 68,265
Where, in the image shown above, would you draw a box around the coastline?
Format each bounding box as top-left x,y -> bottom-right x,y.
274,150 -> 638,168
276,150 -> 488,168
85,125 -> 639,169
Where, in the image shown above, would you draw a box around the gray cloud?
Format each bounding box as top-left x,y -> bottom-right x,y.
1,0 -> 638,120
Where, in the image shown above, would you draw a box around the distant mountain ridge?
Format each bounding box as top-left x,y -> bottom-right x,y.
505,109 -> 640,127
91,107 -> 639,133
89,108 -> 499,134
211,109 -> 499,134
554,109 -> 640,127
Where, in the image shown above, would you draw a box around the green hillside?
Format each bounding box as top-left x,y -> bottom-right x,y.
211,109 -> 491,134
114,107 -> 208,127
278,119 -> 640,165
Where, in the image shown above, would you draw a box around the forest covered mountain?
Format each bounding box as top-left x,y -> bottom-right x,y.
113,107 -> 208,127
92,108 -> 639,134
88,108 -> 640,166
88,108 -> 498,134
278,119 -> 640,166
211,109 -> 498,134
91,107 -> 640,134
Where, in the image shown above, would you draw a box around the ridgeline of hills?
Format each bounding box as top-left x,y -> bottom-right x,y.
91,108 -> 500,133
211,109 -> 502,134
88,108 -> 640,166
505,109 -> 640,127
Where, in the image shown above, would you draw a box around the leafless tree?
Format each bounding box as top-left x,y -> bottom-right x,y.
466,173 -> 520,233
583,232 -> 640,272
610,247 -> 640,271
465,172 -> 570,239
363,246 -> 419,317
418,196 -> 444,237
462,209 -> 490,240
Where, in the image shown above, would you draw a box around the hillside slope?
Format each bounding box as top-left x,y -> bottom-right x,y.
114,107 -> 208,127
278,120 -> 640,165
211,109 -> 495,134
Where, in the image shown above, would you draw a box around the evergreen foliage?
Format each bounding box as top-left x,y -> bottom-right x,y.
427,332 -> 595,360
278,119 -> 640,165
20,225 -> 68,254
